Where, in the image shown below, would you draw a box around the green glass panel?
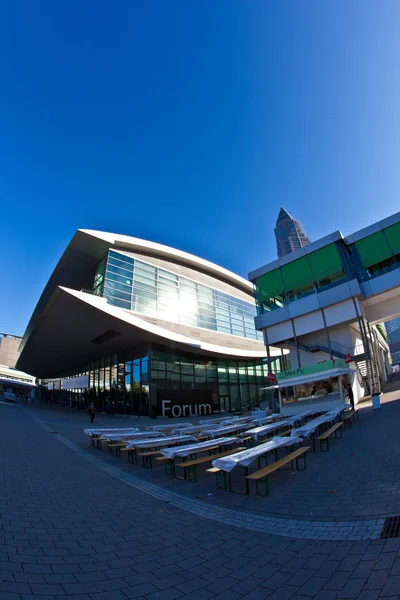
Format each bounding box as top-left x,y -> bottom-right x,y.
256,269 -> 284,301
355,232 -> 393,268
308,244 -> 343,278
281,256 -> 313,289
384,223 -> 400,255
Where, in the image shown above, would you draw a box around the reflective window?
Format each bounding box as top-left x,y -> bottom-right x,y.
99,250 -> 263,341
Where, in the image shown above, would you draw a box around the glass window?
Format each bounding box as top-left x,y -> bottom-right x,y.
109,250 -> 134,264
384,223 -> 400,255
281,257 -> 313,289
355,232 -> 393,268
255,269 -> 285,312
308,244 -> 343,279
308,243 -> 347,292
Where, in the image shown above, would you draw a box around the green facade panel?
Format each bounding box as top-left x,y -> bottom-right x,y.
256,269 -> 284,302
281,256 -> 313,288
384,222 -> 400,255
307,243 -> 343,278
355,232 -> 393,268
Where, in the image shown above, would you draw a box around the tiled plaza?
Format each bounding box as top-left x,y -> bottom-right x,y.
1,376 -> 400,599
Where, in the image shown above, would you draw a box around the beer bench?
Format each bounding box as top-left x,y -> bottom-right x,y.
245,446 -> 311,496
317,422 -> 343,451
175,446 -> 246,482
342,409 -> 359,428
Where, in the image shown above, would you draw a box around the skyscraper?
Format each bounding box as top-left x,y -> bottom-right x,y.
274,207 -> 311,258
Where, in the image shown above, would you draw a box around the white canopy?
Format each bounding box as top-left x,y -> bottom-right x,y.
261,367 -> 355,390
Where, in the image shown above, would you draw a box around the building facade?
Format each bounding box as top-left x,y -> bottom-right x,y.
274,207 -> 311,258
17,230 -> 288,416
250,212 -> 400,406
0,333 -> 22,368
385,317 -> 400,366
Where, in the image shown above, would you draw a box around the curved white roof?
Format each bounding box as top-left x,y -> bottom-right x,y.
80,229 -> 254,292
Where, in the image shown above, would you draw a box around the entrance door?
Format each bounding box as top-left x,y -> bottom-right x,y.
219,394 -> 231,413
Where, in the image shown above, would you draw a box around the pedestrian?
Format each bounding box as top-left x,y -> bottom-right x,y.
87,402 -> 96,424
346,384 -> 355,408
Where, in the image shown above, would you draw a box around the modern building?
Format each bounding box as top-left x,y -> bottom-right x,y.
0,333 -> 36,400
0,363 -> 36,399
17,230 -> 288,417
0,333 -> 23,368
249,212 -> 399,412
385,317 -> 400,366
274,207 -> 311,258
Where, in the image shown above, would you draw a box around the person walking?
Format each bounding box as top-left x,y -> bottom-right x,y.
346,384 -> 355,408
87,402 -> 96,424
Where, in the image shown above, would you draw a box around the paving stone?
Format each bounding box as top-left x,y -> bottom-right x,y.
380,575 -> 400,597
2,398 -> 400,600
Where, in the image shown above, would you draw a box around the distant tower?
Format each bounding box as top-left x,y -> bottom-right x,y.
274,207 -> 311,258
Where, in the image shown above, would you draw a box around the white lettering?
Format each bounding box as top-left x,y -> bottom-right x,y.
198,403 -> 211,416
162,400 -> 171,417
172,405 -> 182,418
189,405 -> 198,416
182,404 -> 189,416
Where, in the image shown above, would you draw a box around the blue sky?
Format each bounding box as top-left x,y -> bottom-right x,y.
1,1 -> 399,336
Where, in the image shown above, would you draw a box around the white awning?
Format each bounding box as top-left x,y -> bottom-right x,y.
261,367 -> 355,390
0,376 -> 36,387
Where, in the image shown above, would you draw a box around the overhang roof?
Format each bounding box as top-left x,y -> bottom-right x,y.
17,287 -> 279,379
20,229 -> 255,356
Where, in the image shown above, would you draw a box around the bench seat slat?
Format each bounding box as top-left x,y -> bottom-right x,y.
176,446 -> 246,469
246,447 -> 311,480
317,422 -> 343,441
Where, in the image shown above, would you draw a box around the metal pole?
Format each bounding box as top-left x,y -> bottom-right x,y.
320,307 -> 333,360
339,375 -> 344,404
292,319 -> 302,368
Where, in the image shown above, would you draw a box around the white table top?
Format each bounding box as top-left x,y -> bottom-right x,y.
286,410 -> 321,424
199,423 -> 252,438
147,422 -> 192,431
126,434 -> 197,449
251,413 -> 286,426
103,431 -> 166,441
246,419 -> 293,440
292,412 -> 339,437
85,427 -> 139,436
218,416 -> 254,425
199,418 -> 228,426
160,436 -> 241,460
171,424 -> 219,435
212,436 -> 302,472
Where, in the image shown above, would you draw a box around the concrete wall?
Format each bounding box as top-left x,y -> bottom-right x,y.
0,337 -> 22,368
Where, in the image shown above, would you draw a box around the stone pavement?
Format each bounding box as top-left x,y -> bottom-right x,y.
1,385 -> 400,599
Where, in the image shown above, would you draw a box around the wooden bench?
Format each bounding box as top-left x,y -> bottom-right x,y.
277,428 -> 292,437
342,409 -> 358,428
239,435 -> 252,446
119,447 -> 138,464
136,450 -> 161,469
245,446 -> 311,496
106,442 -> 128,455
175,446 -> 246,482
317,422 -> 343,451
156,442 -> 234,477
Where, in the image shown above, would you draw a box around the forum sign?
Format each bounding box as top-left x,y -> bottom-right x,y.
157,389 -> 214,418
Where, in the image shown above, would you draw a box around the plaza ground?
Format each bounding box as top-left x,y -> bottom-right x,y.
1,375 -> 400,599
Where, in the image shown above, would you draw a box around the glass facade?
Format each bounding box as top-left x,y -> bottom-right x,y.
47,342 -> 287,415
350,222 -> 400,282
255,242 -> 348,313
100,250 -> 263,341
255,224 -> 400,315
